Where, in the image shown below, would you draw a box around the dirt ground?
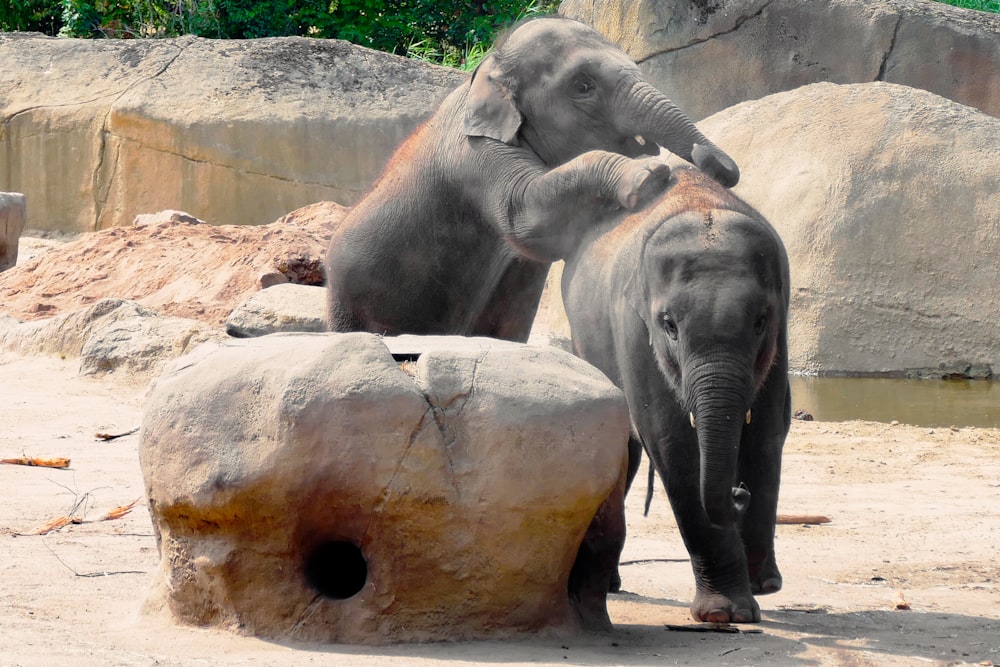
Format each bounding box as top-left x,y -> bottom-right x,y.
2,348 -> 998,667
1,232 -> 998,667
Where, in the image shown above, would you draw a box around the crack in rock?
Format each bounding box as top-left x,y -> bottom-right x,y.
639,0 -> 774,64
876,14 -> 903,81
94,41 -> 190,227
369,351 -> 485,524
100,133 -> 355,191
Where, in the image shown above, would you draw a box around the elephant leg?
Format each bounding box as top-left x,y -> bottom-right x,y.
470,257 -> 549,342
327,293 -> 363,333
651,434 -> 760,623
625,433 -> 644,495
568,466 -> 627,631
739,436 -> 783,595
602,433 -> 645,593
739,376 -> 790,595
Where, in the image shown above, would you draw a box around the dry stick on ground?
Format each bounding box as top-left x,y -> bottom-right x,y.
776,514 -> 831,525
26,478 -> 140,536
94,427 -> 139,441
1,456 -> 71,469
665,623 -> 763,634
32,487 -> 96,535
34,498 -> 141,535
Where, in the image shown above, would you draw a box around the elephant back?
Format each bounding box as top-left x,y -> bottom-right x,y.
580,167 -> 762,265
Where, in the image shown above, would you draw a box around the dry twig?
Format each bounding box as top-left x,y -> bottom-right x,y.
29,496 -> 140,535
1,456 -> 71,469
96,498 -> 140,521
665,623 -> 763,634
94,428 -> 139,441
777,514 -> 831,525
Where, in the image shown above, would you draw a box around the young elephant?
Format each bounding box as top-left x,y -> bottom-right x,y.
562,167 -> 791,624
326,17 -> 739,340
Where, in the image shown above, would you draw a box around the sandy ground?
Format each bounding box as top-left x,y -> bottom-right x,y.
2,234 -> 999,666
2,349 -> 999,667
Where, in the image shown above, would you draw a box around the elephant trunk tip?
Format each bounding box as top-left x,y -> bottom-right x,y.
691,143 -> 740,188
703,484 -> 751,527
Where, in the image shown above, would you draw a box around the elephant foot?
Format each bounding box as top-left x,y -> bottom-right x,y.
752,571 -> 782,595
617,158 -> 671,210
691,588 -> 761,624
609,569 -> 622,593
748,551 -> 783,596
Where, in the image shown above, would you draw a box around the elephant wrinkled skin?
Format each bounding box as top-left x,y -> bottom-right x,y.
325,17 -> 738,341
562,167 -> 791,624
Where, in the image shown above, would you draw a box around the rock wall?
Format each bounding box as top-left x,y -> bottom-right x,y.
0,34 -> 465,233
560,0 -> 1000,121
691,82 -> 1000,378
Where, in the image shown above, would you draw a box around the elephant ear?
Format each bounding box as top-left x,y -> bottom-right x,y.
623,255 -> 653,341
464,55 -> 522,145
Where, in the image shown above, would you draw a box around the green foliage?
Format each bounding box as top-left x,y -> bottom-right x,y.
0,0 -> 63,33
57,0 -> 341,38
933,0 -> 1000,11
325,0 -> 559,70
17,0 -> 558,70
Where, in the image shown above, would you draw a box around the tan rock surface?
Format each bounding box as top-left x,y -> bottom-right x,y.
140,333 -> 629,643
0,34 -> 464,232
695,82 -> 1000,378
561,0 -> 1000,122
545,82 -> 1000,378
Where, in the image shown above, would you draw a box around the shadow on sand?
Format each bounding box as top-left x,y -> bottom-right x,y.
269,590 -> 1000,666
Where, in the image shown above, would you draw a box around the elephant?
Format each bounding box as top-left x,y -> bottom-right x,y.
325,16 -> 739,341
561,166 -> 791,624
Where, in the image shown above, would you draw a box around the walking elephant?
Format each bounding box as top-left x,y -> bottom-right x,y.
325,16 -> 739,340
562,167 -> 791,624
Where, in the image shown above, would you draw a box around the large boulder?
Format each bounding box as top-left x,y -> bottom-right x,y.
0,201 -> 345,326
140,333 -> 629,643
0,192 -> 25,271
694,82 -> 1000,378
0,34 -> 465,233
543,82 -> 999,378
560,0 -> 1000,121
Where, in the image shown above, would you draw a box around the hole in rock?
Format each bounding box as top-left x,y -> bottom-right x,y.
303,540 -> 368,600
391,352 -> 421,363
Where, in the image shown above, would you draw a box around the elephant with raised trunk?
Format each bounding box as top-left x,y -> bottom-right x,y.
562,167 -> 791,624
325,17 -> 739,341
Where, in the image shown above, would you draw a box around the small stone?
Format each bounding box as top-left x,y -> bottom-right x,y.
258,271 -> 289,289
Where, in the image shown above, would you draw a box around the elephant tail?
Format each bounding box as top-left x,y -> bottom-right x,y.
643,456 -> 656,516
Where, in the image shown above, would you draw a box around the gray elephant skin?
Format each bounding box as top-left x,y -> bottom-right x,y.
562,167 -> 791,624
325,17 -> 738,340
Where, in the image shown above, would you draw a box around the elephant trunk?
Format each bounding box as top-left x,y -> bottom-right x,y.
687,356 -> 754,526
617,79 -> 740,187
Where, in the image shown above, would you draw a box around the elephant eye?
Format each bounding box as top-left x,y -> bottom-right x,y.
659,313 -> 678,340
571,76 -> 596,97
753,313 -> 768,336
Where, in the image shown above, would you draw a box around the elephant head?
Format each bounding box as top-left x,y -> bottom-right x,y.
630,205 -> 787,526
463,17 -> 739,187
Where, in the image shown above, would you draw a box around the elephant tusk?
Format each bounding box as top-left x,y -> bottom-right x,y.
689,412 -> 696,429
635,134 -> 646,146
746,409 -> 752,425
